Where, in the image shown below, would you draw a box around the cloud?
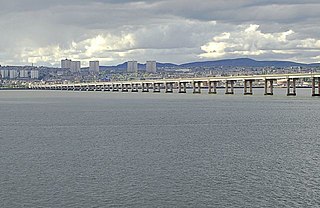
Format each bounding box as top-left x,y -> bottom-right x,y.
0,0 -> 320,66
199,24 -> 320,63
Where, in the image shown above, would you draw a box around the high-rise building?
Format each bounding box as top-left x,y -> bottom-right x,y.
31,70 -> 39,79
61,59 -> 81,73
61,59 -> 72,69
0,69 -> 9,79
127,61 -> 138,73
9,70 -> 18,79
19,69 -> 29,78
70,61 -> 81,73
146,61 -> 157,73
89,61 -> 100,73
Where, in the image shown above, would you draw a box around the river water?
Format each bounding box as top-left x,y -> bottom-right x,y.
1,89 -> 320,207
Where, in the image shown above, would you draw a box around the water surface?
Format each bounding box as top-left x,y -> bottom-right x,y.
1,89 -> 320,207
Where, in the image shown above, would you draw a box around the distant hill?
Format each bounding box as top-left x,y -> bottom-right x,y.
180,58 -> 319,68
99,58 -> 320,70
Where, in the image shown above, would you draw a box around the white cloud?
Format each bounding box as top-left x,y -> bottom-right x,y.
1,0 -> 320,65
199,24 -> 319,60
18,33 -> 136,66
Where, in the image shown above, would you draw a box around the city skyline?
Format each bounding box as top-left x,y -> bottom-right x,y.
1,0 -> 320,67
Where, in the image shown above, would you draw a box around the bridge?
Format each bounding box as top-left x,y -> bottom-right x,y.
30,73 -> 320,96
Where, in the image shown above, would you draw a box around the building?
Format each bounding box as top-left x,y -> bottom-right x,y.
146,61 -> 157,73
31,70 -> 39,79
61,59 -> 72,69
89,61 -> 99,73
61,59 -> 80,73
70,61 -> 81,73
9,70 -> 18,79
19,69 -> 29,78
127,61 -> 138,73
0,69 -> 9,79
61,59 -> 81,73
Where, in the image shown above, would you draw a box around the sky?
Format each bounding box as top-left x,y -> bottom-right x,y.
1,0 -> 320,67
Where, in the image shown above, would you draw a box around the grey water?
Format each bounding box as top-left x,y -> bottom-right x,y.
1,89 -> 320,207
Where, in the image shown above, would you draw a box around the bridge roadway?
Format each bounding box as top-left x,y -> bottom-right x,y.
30,73 -> 320,96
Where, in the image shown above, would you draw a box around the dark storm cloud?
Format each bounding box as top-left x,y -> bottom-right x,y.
0,0 -> 320,66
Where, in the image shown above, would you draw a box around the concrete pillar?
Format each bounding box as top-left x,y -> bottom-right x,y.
264,80 -> 274,95
165,82 -> 173,93
225,80 -> 234,94
244,80 -> 247,94
311,77 -> 320,96
112,84 -> 119,92
208,81 -> 217,94
264,80 -> 268,95
122,84 -> 128,92
225,81 -> 229,94
244,80 -> 253,95
318,78 -> 320,95
142,83 -> 149,92
153,83 -> 161,93
179,82 -> 187,93
193,81 -> 201,94
287,78 -> 297,96
287,79 -> 291,95
131,84 -> 138,92
312,77 -> 316,96
231,81 -> 234,94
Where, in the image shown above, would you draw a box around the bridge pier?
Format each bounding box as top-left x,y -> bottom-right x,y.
142,83 -> 150,92
121,84 -> 129,92
264,79 -> 275,95
312,77 -> 320,96
112,84 -> 119,92
153,83 -> 161,93
179,82 -> 187,93
131,84 -> 138,92
96,85 -> 103,91
105,85 -> 111,92
208,81 -> 218,94
225,80 -> 234,94
165,82 -> 174,93
244,80 -> 253,95
287,78 -> 297,96
193,81 -> 201,94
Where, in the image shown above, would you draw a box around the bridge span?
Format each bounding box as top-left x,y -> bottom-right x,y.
30,73 -> 320,96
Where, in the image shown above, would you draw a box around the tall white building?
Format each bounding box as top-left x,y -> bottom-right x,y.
61,59 -> 72,69
89,61 -> 99,73
9,70 -> 18,79
19,69 -> 29,78
70,61 -> 81,73
127,61 -> 138,73
31,70 -> 39,79
61,59 -> 81,73
146,61 -> 157,73
0,69 -> 9,78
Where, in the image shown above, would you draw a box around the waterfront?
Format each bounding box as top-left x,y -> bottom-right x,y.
1,90 -> 320,207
